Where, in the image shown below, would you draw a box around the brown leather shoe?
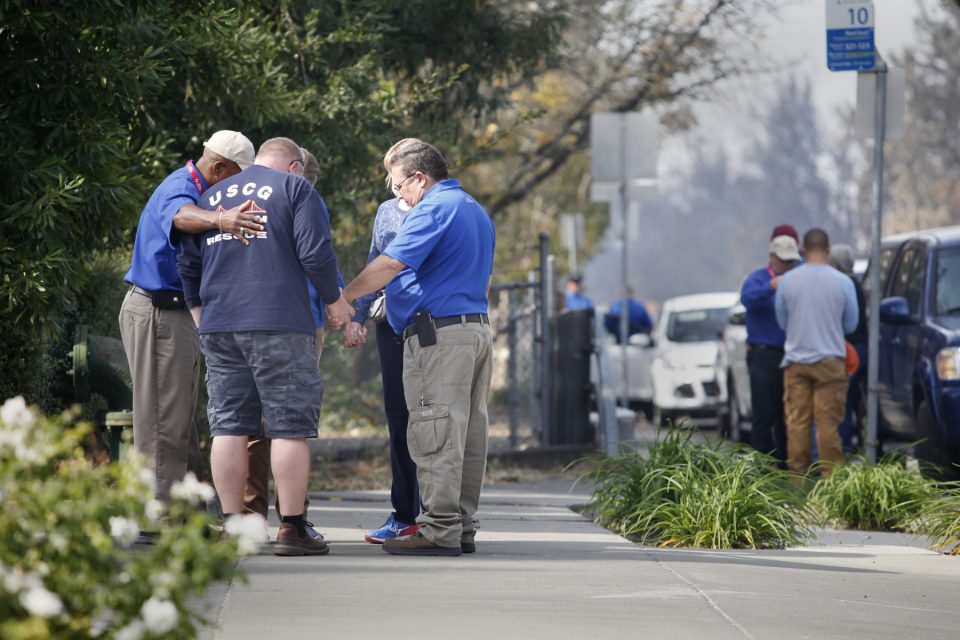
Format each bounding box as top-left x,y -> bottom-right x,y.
274,523 -> 330,556
383,531 -> 461,556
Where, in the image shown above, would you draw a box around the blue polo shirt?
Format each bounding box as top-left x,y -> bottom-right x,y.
741,265 -> 786,348
382,179 -> 495,334
125,163 -> 206,291
564,291 -> 593,311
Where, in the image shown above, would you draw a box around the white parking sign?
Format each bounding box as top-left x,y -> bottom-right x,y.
825,0 -> 875,71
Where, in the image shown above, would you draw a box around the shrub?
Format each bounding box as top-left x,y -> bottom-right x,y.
583,428 -> 811,549
0,396 -> 265,639
919,485 -> 960,554
807,457 -> 940,531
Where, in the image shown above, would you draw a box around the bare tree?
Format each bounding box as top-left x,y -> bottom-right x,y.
483,0 -> 776,217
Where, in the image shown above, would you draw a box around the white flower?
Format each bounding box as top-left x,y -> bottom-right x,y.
115,619 -> 145,640
89,607 -> 115,637
140,596 -> 178,635
49,532 -> 68,552
224,513 -> 269,556
138,467 -> 157,497
151,571 -> 177,599
109,516 -> 140,547
3,568 -> 40,593
169,472 -> 215,504
1,396 -> 35,430
145,499 -> 165,522
20,585 -> 63,618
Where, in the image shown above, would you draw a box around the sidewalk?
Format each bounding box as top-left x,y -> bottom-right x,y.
205,478 -> 960,640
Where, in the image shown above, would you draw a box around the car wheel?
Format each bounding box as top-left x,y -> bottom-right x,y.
652,405 -> 673,428
717,383 -> 732,437
914,400 -> 956,479
724,378 -> 749,444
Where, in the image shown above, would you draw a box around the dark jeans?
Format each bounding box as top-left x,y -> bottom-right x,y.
839,341 -> 867,452
747,346 -> 787,462
376,321 -> 420,525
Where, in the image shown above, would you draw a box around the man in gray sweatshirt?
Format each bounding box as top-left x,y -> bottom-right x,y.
775,228 -> 858,475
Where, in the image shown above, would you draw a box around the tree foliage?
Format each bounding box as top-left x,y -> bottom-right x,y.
881,0 -> 960,233
0,0 -> 562,403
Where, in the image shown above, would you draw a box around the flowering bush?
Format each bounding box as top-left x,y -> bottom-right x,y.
0,396 -> 265,639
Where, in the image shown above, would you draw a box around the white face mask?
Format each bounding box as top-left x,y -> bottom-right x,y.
398,198 -> 411,212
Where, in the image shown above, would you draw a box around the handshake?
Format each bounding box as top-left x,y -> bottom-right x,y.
322,291 -> 367,349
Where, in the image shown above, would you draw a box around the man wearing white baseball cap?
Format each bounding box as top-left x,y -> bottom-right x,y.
120,130 -> 264,512
739,226 -> 802,466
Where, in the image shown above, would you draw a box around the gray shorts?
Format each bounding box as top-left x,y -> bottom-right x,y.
200,332 -> 323,439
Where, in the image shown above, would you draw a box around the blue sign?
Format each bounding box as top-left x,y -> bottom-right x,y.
827,28 -> 875,71
825,0 -> 875,71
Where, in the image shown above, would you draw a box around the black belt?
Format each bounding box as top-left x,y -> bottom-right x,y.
129,285 -> 187,310
747,344 -> 784,353
402,313 -> 489,341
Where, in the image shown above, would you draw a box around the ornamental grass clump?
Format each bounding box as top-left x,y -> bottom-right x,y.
807,456 -> 940,531
583,427 -> 811,549
921,484 -> 960,554
0,396 -> 266,640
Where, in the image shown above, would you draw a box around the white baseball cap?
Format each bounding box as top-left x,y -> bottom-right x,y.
769,235 -> 801,261
203,130 -> 255,169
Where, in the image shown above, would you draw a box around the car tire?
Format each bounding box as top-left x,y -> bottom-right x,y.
724,378 -> 748,444
652,405 -> 673,428
914,400 -> 956,479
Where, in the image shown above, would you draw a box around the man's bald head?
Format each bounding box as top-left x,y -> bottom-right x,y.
255,137 -> 305,175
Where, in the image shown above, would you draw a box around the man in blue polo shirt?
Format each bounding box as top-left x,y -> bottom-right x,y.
343,140 -> 495,557
739,225 -> 801,464
120,130 -> 263,504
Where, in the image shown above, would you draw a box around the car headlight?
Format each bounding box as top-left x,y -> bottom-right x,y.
937,347 -> 960,381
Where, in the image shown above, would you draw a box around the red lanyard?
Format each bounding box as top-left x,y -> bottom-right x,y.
766,265 -> 776,279
186,161 -> 205,196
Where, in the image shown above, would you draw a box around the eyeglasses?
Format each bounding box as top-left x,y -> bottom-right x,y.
391,173 -> 416,197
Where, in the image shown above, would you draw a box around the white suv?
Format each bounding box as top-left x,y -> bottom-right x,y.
650,292 -> 739,426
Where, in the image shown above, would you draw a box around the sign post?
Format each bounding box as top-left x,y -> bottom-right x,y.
825,0 -> 884,463
590,111 -> 658,441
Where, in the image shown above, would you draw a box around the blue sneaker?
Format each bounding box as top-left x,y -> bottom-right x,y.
364,513 -> 418,544
304,520 -> 325,541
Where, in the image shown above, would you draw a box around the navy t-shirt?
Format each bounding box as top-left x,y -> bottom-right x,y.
178,165 -> 342,336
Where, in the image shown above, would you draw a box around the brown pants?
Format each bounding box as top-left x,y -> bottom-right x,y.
783,358 -> 847,475
243,328 -> 324,518
119,288 -> 202,502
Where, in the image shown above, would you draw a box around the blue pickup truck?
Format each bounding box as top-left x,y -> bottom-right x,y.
870,225 -> 960,472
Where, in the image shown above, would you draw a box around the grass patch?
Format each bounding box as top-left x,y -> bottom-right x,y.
582,428 -> 810,549
808,457 -> 940,531
920,485 -> 960,554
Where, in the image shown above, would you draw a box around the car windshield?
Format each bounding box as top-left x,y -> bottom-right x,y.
935,248 -> 960,315
665,307 -> 729,343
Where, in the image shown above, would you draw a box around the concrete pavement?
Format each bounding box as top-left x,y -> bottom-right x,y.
202,477 -> 960,640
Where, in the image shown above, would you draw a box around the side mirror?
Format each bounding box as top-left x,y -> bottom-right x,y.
727,304 -> 746,326
879,297 -> 911,324
628,333 -> 652,348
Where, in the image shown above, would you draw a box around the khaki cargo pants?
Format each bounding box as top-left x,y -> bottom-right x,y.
403,322 -> 493,548
118,288 -> 202,502
783,357 -> 847,475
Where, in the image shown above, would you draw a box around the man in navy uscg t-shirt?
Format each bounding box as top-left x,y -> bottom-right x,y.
178,137 -> 354,556
343,140 -> 495,557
